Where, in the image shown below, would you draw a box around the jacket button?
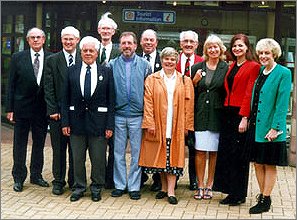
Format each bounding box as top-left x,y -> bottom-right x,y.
86,107 -> 88,110
206,89 -> 209,92
206,100 -> 209,104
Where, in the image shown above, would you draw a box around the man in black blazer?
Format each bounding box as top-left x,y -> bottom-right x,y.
44,26 -> 80,195
139,29 -> 162,192
6,27 -> 52,192
61,36 -> 115,202
97,12 -> 120,189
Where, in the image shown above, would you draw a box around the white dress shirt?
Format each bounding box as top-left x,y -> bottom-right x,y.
30,48 -> 44,85
180,53 -> 195,76
100,42 -> 113,62
80,62 -> 97,97
63,49 -> 77,66
160,69 -> 177,139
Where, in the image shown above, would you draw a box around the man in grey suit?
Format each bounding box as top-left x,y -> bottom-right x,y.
44,26 -> 80,195
97,12 -> 120,189
61,36 -> 115,202
6,27 -> 52,192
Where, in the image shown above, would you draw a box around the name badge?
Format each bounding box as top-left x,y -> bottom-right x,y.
98,107 -> 108,112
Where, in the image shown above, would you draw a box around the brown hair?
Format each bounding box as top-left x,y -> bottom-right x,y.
229,33 -> 256,61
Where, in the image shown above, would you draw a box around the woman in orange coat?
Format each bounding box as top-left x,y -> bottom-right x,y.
139,47 -> 194,205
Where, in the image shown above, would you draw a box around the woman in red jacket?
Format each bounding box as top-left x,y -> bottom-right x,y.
213,34 -> 260,205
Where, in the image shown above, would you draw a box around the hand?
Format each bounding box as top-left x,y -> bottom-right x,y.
6,112 -> 15,123
238,117 -> 248,133
105,130 -> 113,139
50,113 -> 60,121
62,127 -> 71,136
147,128 -> 155,136
265,128 -> 278,142
192,69 -> 204,86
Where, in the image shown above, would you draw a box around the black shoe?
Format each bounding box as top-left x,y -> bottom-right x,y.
189,181 -> 198,191
111,189 -> 126,197
70,192 -> 84,202
219,195 -> 234,205
129,191 -> 141,200
168,196 -> 178,205
30,178 -> 49,187
91,192 -> 102,202
249,195 -> 271,214
155,191 -> 168,199
52,185 -> 64,195
229,197 -> 246,206
150,182 -> 162,192
13,182 -> 23,192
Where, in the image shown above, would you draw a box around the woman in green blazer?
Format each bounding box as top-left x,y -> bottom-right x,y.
248,38 -> 292,214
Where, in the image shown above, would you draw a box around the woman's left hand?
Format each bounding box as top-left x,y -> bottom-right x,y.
265,128 -> 278,142
238,117 -> 248,133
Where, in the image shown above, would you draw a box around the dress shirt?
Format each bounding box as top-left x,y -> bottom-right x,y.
143,50 -> 157,72
63,49 -> 77,66
160,69 -> 177,138
80,62 -> 97,97
180,53 -> 195,76
30,48 -> 44,85
100,42 -> 113,62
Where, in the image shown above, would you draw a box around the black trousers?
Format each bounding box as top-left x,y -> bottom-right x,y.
70,135 -> 107,194
187,131 -> 197,183
12,115 -> 48,183
49,119 -> 74,188
105,136 -> 114,187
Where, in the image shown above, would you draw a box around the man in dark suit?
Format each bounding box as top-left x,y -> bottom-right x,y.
6,27 -> 52,192
61,36 -> 115,202
97,12 -> 120,189
44,26 -> 80,195
139,29 -> 162,192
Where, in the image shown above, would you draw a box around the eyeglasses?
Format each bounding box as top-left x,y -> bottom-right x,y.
29,36 -> 43,40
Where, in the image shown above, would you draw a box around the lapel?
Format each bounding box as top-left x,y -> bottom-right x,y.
91,63 -> 103,99
57,51 -> 67,75
154,52 -> 162,72
73,63 -> 83,98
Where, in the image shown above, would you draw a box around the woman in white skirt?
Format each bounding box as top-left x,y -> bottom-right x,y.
191,35 -> 228,200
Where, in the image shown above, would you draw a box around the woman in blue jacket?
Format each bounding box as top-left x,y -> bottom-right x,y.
248,38 -> 292,214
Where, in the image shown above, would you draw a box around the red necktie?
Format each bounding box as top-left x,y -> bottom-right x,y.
184,58 -> 190,77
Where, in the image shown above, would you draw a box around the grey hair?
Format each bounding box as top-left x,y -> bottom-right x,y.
160,47 -> 179,63
141,29 -> 158,40
180,30 -> 198,42
98,12 -> 118,29
26,27 -> 45,38
256,38 -> 282,59
61,26 -> 80,38
79,36 -> 100,51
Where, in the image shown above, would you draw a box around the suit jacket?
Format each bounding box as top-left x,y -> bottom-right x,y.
252,64 -> 291,142
224,61 -> 260,117
44,51 -> 81,116
98,44 -> 120,64
6,49 -> 52,118
176,53 -> 203,74
191,61 -> 228,131
61,62 -> 115,136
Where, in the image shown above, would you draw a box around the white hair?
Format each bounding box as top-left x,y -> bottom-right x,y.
79,36 -> 100,51
180,30 -> 198,42
61,26 -> 80,38
26,27 -> 45,38
98,12 -> 117,29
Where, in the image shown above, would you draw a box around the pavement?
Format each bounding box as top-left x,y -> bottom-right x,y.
1,124 -> 296,219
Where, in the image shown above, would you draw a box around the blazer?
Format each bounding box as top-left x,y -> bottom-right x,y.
224,60 -> 260,117
44,51 -> 81,116
6,49 -> 52,118
252,64 -> 292,142
176,53 -> 203,74
61,62 -> 115,136
191,61 -> 229,131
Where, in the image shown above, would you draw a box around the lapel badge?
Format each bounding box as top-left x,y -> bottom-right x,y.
155,63 -> 160,68
99,75 -> 103,81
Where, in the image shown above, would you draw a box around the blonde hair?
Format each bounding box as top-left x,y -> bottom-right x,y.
256,38 -> 282,59
203,34 -> 226,61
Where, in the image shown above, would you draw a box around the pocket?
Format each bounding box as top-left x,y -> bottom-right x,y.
143,130 -> 159,142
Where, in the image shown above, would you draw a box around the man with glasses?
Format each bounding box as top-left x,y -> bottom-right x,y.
6,27 -> 53,192
44,26 -> 80,195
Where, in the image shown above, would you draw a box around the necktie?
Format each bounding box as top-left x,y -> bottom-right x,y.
184,58 -> 190,77
84,65 -> 91,100
68,54 -> 73,66
100,47 -> 106,64
144,54 -> 150,62
33,53 -> 40,78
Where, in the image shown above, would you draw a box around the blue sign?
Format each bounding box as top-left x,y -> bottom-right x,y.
123,9 -> 176,24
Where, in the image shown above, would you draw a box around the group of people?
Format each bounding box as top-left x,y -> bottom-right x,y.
6,12 -> 292,213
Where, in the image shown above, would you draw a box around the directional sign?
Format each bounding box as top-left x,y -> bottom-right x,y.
123,9 -> 176,24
